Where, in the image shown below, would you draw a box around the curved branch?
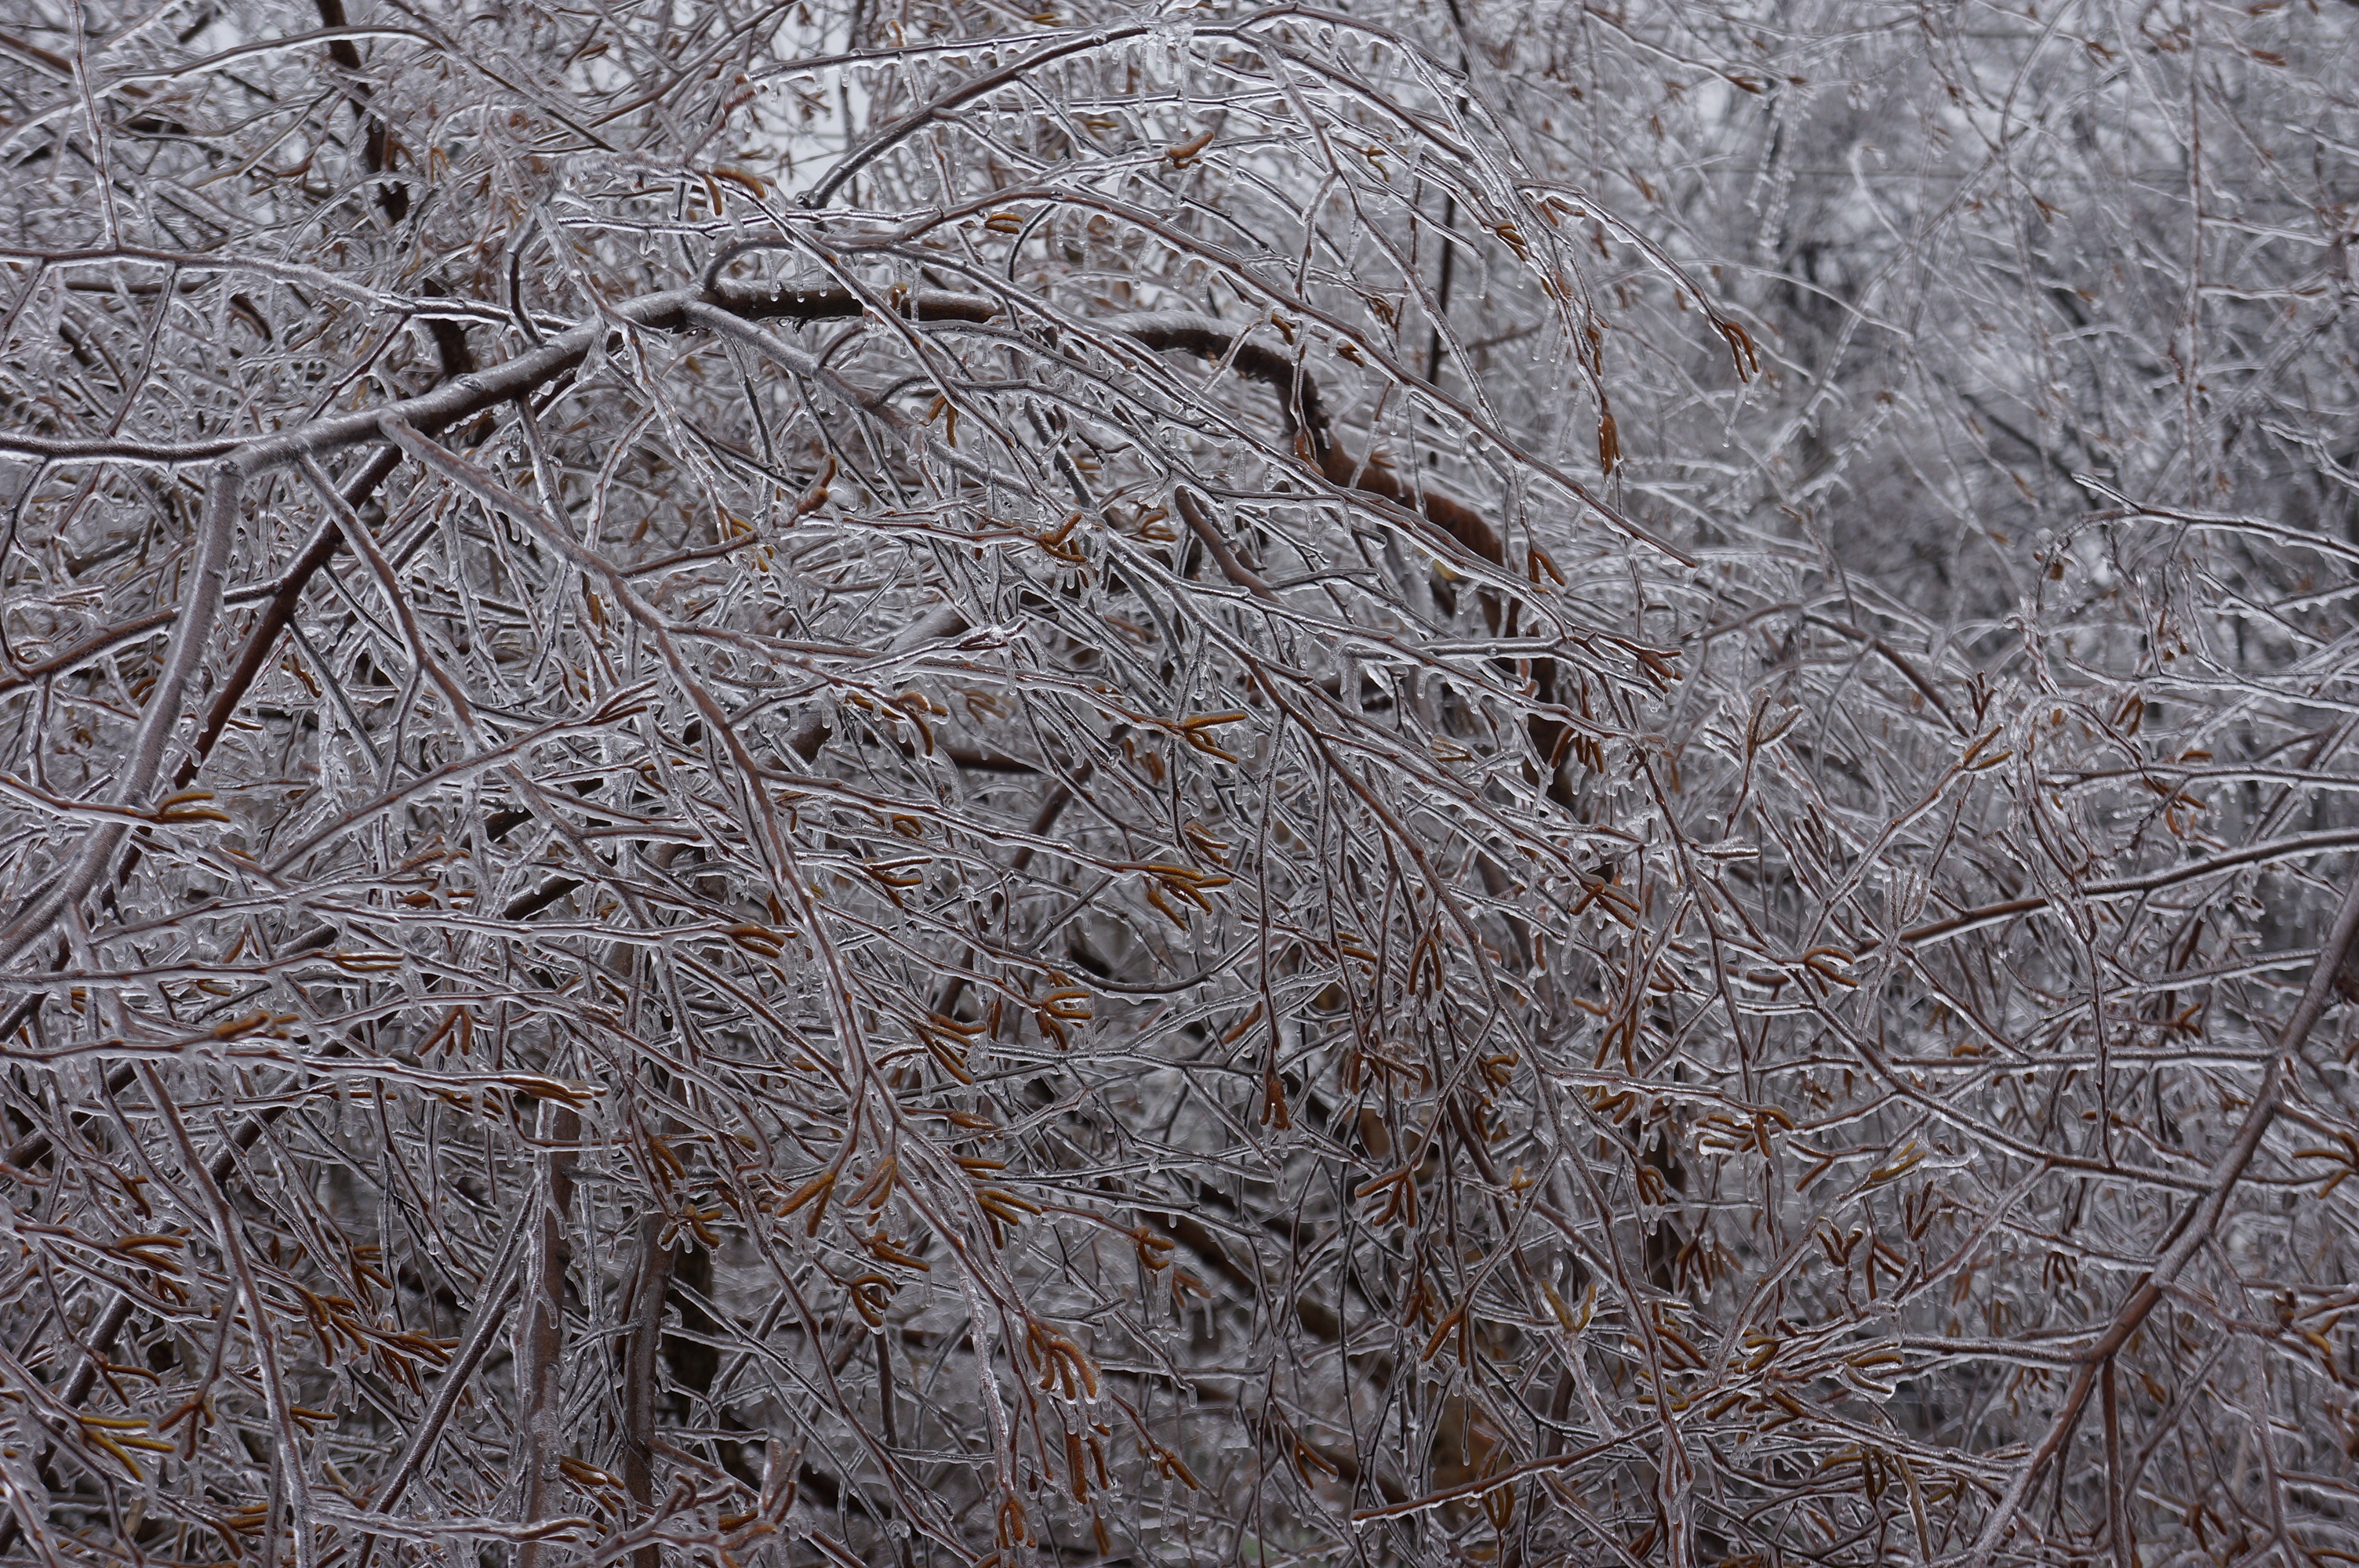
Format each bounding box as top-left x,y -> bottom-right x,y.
1881,826 -> 2359,950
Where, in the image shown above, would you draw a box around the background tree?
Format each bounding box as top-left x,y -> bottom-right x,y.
2,2 -> 2358,1566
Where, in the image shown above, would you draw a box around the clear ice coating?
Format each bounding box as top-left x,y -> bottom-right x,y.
1,2 -> 2354,1565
